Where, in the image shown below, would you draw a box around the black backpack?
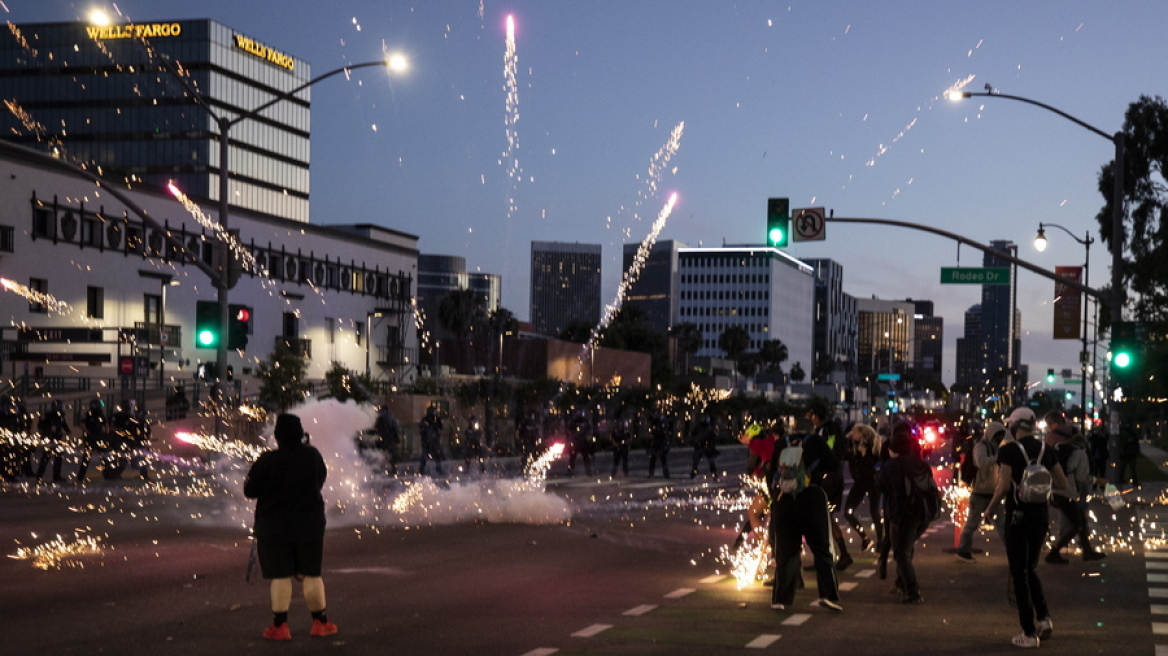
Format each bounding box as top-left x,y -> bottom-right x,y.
959,446 -> 978,485
906,466 -> 943,524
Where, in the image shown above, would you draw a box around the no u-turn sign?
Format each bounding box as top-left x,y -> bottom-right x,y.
792,207 -> 826,241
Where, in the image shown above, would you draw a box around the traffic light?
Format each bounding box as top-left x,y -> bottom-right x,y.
767,197 -> 790,248
1110,320 -> 1142,382
227,304 -> 252,350
195,300 -> 220,349
1046,368 -> 1056,384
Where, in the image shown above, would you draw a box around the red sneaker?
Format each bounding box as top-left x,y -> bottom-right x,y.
310,619 -> 339,637
263,623 -> 291,641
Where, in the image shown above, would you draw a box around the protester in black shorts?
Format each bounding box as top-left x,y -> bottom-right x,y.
244,413 -> 337,641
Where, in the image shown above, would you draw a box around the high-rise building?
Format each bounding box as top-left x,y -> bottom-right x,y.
468,273 -> 502,313
856,297 -> 915,379
675,246 -> 814,370
805,259 -> 858,386
530,241 -> 602,338
955,304 -> 983,392
1,20 -> 313,222
621,239 -> 685,335
907,298 -> 943,387
953,241 -> 1023,405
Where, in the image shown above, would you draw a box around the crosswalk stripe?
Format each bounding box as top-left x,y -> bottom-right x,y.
520,649 -> 559,656
1153,622 -> 1168,635
745,634 -> 781,649
664,587 -> 695,599
1150,588 -> 1168,598
1151,605 -> 1168,615
571,624 -> 612,638
1156,645 -> 1168,656
783,613 -> 812,626
623,604 -> 657,617
1149,562 -> 1168,571
839,581 -> 859,591
1147,551 -> 1168,559
854,569 -> 876,578
1149,574 -> 1168,584
700,574 -> 726,584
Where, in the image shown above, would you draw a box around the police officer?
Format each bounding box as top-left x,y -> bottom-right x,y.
35,400 -> 70,484
373,405 -> 401,475
689,413 -> 718,479
417,405 -> 445,476
647,412 -> 672,479
76,399 -> 108,483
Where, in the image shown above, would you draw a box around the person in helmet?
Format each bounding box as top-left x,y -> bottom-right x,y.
35,400 -> 71,484
689,413 -> 718,479
76,399 -> 108,483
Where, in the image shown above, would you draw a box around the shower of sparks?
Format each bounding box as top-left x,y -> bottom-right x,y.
637,122 -> 685,206
166,182 -> 265,277
174,431 -> 265,462
718,530 -> 771,589
501,14 -> 521,219
523,442 -> 566,484
944,482 -> 969,527
586,192 -> 678,351
9,532 -> 105,570
0,278 -> 71,314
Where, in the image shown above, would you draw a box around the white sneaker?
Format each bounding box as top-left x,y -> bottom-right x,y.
1036,617 -> 1053,640
817,598 -> 843,612
770,603 -> 785,610
1011,632 -> 1039,649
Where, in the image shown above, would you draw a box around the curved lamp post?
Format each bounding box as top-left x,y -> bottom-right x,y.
1033,222 -> 1094,428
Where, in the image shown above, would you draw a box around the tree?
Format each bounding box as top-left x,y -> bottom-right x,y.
670,322 -> 702,374
438,288 -> 486,372
789,361 -> 806,382
485,307 -> 518,375
323,361 -> 374,404
257,341 -> 312,412
758,339 -> 789,373
718,326 -> 751,362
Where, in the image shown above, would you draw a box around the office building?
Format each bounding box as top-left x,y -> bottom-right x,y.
675,246 -> 814,370
1,19 -> 313,222
621,239 -> 685,335
806,259 -> 858,385
530,241 -> 602,338
856,297 -> 915,380
907,298 -> 943,387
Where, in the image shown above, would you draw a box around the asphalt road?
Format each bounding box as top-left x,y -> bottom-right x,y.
1,446 -> 1163,656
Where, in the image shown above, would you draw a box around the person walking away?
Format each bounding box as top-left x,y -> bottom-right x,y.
566,410 -> 595,477
689,413 -> 718,479
647,412 -> 672,479
417,405 -> 445,476
955,421 -> 1006,562
372,405 -> 401,475
876,426 -> 937,604
986,407 -> 1067,649
243,413 -> 337,640
769,418 -> 843,612
843,423 -> 882,552
610,418 -> 631,477
1117,424 -> 1141,488
1043,411 -> 1106,563
121,400 -> 152,481
805,401 -> 852,570
1087,427 -> 1109,483
35,400 -> 70,484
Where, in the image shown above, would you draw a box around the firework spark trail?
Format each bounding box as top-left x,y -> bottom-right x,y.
174,431 -> 266,462
0,278 -> 71,314
501,14 -> 521,220
586,192 -> 678,352
522,442 -> 565,486
166,182 -> 265,279
637,122 -> 685,205
9,532 -> 105,570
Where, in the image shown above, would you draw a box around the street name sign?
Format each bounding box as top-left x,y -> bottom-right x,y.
939,267 -> 1011,285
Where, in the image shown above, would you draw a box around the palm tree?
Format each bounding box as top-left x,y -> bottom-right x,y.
670,322 -> 702,375
758,338 -> 789,373
789,361 -> 806,382
718,326 -> 751,387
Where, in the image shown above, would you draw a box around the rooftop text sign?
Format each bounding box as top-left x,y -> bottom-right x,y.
939,267 -> 1011,285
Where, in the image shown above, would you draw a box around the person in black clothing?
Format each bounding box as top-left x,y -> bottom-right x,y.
987,407 -> 1068,649
876,425 -> 933,604
75,399 -> 108,483
689,413 -> 718,479
647,412 -> 672,479
806,401 -> 852,570
769,418 -> 843,613
418,405 -> 445,476
1087,428 -> 1109,482
517,411 -> 541,467
1117,424 -> 1141,487
610,418 -> 632,477
843,423 -> 882,552
372,405 -> 401,475
36,400 -> 70,484
462,416 -> 487,473
244,413 -> 337,641
566,410 -> 595,477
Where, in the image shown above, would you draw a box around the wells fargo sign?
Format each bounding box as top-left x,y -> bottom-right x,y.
233,34 -> 295,71
85,23 -> 182,39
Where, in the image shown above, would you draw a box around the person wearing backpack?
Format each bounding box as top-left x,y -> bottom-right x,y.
986,407 -> 1068,649
876,423 -> 936,604
955,421 -> 1006,562
768,418 -> 843,613
1043,411 -> 1106,564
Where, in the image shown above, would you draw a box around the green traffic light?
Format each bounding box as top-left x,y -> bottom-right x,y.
1114,351 -> 1133,368
769,227 -> 785,245
197,329 -> 218,347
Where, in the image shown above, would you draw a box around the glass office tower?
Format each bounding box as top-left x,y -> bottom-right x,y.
0,20 -> 312,222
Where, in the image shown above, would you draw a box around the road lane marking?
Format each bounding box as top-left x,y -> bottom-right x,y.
1149,574 -> 1168,583
664,587 -> 695,599
1149,561 -> 1168,570
623,604 -> 657,617
700,574 -> 726,584
1156,645 -> 1168,656
839,581 -> 859,591
1153,605 -> 1168,615
571,624 -> 612,638
745,634 -> 781,649
1154,622 -> 1168,635
855,569 -> 876,578
782,613 -> 812,626
1148,551 -> 1168,559
520,649 -> 558,656
1151,588 -> 1168,598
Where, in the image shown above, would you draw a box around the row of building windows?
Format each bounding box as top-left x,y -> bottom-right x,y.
680,273 -> 769,285
680,289 -> 770,301
679,305 -> 770,317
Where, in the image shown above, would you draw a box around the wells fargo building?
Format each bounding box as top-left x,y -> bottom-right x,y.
0,20 -> 314,222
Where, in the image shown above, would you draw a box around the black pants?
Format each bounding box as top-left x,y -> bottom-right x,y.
691,447 -> 716,477
1004,504 -> 1051,637
770,486 -> 839,606
611,445 -> 629,476
648,450 -> 669,478
844,475 -> 881,543
1049,494 -> 1095,554
888,518 -> 926,596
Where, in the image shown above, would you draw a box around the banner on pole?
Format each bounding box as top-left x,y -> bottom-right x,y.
1052,266 -> 1082,340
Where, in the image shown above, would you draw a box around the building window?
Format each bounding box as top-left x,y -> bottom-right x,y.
32,208 -> 54,238
87,287 -> 104,319
355,321 -> 364,346
325,317 -> 336,345
144,294 -> 161,326
28,278 -> 46,313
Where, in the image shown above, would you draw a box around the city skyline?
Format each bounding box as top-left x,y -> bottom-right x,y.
8,1 -> 1166,389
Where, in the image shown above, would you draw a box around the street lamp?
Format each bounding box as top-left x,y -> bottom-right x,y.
1033,222 -> 1094,429
950,83 -> 1126,479
157,54 -> 409,393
